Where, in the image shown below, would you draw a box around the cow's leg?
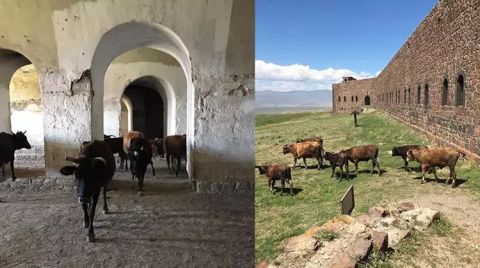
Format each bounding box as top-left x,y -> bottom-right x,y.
317,155 -> 322,170
280,179 -> 285,196
82,203 -> 89,228
303,158 -> 308,169
87,192 -> 99,242
370,159 -> 375,174
289,180 -> 293,196
354,161 -> 359,175
451,167 -> 457,188
293,157 -> 298,169
268,178 -> 274,194
150,160 -> 155,176
138,176 -> 144,196
345,163 -> 350,179
1,165 -> 5,177
102,187 -> 109,214
167,154 -> 172,174
375,159 -> 381,176
339,165 -> 344,180
421,164 -> 428,184
431,167 -> 439,183
10,160 -> 16,181
402,157 -> 409,172
331,165 -> 335,178
176,157 -> 181,177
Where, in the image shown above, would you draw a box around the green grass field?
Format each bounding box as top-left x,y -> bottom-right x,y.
255,109 -> 480,265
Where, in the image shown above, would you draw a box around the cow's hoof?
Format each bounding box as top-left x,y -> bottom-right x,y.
87,234 -> 95,242
103,208 -> 109,214
138,191 -> 143,196
11,177 -> 16,182
421,181 -> 425,184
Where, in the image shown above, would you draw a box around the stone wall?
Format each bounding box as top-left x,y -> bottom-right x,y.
332,0 -> 480,157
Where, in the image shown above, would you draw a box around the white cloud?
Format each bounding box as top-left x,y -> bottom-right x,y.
255,60 -> 379,92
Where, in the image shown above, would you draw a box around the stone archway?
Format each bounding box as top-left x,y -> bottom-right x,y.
91,21 -> 194,180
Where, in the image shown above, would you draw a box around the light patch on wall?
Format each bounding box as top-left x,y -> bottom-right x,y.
9,64 -> 41,102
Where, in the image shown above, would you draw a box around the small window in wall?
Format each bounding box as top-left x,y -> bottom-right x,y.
417,86 -> 421,104
404,89 -> 407,105
442,78 -> 448,106
355,96 -> 358,102
344,96 -> 346,102
338,96 -> 341,102
456,75 -> 465,107
424,84 -> 429,109
408,88 -> 411,104
351,96 -> 354,102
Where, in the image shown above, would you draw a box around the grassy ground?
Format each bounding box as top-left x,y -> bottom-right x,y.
255,109 -> 480,265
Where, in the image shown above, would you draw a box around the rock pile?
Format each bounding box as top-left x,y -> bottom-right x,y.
261,202 -> 439,268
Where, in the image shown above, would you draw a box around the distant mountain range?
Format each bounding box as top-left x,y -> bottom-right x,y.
255,90 -> 332,108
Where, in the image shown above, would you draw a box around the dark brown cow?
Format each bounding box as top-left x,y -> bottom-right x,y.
407,147 -> 463,187
164,134 -> 186,176
123,131 -> 155,176
255,164 -> 293,196
342,144 -> 381,175
0,131 -> 31,181
392,145 -> 428,171
324,151 -> 349,179
283,142 -> 323,170
104,135 -> 128,170
60,140 -> 116,242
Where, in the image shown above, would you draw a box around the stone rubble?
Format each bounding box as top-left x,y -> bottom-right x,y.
259,202 -> 439,268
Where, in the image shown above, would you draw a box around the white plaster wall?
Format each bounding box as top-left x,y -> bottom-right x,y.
0,0 -> 254,184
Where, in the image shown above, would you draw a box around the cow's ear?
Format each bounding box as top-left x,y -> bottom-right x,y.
60,166 -> 76,176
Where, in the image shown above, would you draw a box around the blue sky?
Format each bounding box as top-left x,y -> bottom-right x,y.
256,0 -> 437,91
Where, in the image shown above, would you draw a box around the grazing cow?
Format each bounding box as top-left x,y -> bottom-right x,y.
255,164 -> 293,196
123,131 -> 155,175
164,134 -> 186,176
392,145 -> 428,171
0,131 -> 31,181
128,137 -> 154,195
407,147 -> 463,187
324,151 -> 349,179
342,144 -> 381,175
60,140 -> 116,242
283,142 -> 323,170
104,135 -> 128,170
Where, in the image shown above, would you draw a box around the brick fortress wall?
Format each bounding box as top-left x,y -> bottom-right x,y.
332,0 -> 480,157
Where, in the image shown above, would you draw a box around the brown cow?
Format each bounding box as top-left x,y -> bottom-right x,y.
283,142 -> 323,170
391,144 -> 428,171
407,147 -> 463,187
324,151 -> 349,179
123,131 -> 155,176
342,144 -> 381,175
164,134 -> 186,176
255,164 -> 293,196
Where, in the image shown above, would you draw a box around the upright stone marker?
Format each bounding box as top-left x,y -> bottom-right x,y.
340,185 -> 355,215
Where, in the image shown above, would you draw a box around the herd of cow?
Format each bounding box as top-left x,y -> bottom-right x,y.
256,136 -> 465,196
0,130 -> 186,242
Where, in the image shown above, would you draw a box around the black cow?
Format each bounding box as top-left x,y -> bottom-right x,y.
0,131 -> 31,181
60,140 -> 115,242
324,151 -> 349,179
104,135 -> 128,170
392,145 -> 428,171
128,137 -> 153,195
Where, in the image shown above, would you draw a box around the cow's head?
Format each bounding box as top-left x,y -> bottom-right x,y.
255,165 -> 268,175
129,138 -> 149,175
13,131 -> 31,150
391,147 -> 400,157
406,149 -> 414,161
282,144 -> 292,154
324,151 -> 333,161
154,138 -> 165,158
60,156 -> 107,206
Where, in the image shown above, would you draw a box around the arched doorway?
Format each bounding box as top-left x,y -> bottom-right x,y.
92,22 -> 193,180
0,48 -> 45,173
123,79 -> 164,139
364,95 -> 371,106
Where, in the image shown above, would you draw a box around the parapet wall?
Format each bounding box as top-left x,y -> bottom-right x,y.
332,0 -> 480,157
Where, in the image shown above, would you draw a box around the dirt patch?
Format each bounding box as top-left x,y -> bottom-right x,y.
0,159 -> 254,267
